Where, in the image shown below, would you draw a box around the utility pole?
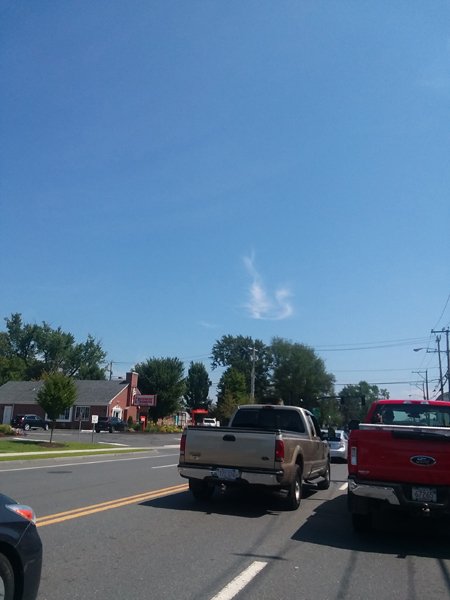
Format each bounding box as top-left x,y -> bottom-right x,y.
413,370 -> 429,400
250,346 -> 256,403
432,329 -> 450,400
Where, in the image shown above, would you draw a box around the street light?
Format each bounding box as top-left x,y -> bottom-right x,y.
413,346 -> 445,400
412,370 -> 429,400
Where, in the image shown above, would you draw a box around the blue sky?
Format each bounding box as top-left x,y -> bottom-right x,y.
1,1 -> 449,400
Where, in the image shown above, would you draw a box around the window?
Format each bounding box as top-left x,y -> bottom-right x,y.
74,406 -> 90,420
47,407 -> 72,422
232,408 -> 305,432
372,404 -> 450,427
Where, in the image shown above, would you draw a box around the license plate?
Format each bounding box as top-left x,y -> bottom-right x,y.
412,486 -> 437,503
216,468 -> 240,481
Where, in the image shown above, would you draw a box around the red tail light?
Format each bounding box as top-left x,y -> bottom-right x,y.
180,432 -> 186,454
6,504 -> 37,524
275,439 -> 285,462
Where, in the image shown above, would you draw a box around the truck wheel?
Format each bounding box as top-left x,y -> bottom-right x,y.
285,466 -> 302,510
351,513 -> 372,533
317,460 -> 331,490
0,553 -> 15,600
189,479 -> 214,501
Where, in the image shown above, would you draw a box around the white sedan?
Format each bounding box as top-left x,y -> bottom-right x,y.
327,429 -> 348,462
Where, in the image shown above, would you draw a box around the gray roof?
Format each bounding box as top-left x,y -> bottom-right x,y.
0,380 -> 130,407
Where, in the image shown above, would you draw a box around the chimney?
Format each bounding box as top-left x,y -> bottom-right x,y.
126,372 -> 138,407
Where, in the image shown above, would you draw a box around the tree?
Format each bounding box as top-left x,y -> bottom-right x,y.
2,314 -> 38,363
0,356 -> 27,386
215,368 -> 248,423
339,381 -> 389,423
0,313 -> 107,381
36,373 -> 77,442
317,396 -> 344,428
211,335 -> 271,401
134,357 -> 185,423
184,362 -> 211,410
270,337 -> 335,409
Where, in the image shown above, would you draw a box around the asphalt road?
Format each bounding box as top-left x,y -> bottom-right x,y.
19,427 -> 183,448
2,449 -> 450,600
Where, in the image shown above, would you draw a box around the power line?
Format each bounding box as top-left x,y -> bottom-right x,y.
333,367 -> 440,373
433,292 -> 450,329
316,338 -> 430,352
336,380 -> 423,385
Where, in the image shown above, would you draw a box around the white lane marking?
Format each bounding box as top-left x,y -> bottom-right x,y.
339,482 -> 348,491
0,453 -> 179,473
152,464 -> 178,469
210,561 -> 268,600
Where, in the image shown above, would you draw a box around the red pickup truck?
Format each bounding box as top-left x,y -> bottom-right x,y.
347,399 -> 450,531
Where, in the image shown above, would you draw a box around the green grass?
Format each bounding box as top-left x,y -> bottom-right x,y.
0,438 -> 149,461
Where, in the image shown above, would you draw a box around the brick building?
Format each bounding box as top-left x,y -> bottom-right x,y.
0,372 -> 139,429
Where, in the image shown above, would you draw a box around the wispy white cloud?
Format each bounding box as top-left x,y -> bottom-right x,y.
243,254 -> 293,320
198,320 -> 219,329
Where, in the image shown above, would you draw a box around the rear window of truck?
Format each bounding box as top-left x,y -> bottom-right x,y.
371,404 -> 450,427
232,408 -> 305,433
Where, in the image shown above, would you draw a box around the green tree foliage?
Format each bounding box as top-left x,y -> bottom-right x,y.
1,314 -> 38,363
318,397 -> 345,428
36,372 -> 77,442
184,362 -> 211,410
215,368 -> 248,423
211,335 -> 271,401
0,313 -> 107,381
270,337 -> 335,409
0,356 -> 27,386
339,381 -> 389,423
134,357 -> 185,423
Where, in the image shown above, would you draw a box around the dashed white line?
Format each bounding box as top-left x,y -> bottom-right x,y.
152,464 -> 178,469
210,561 -> 268,600
0,453 -> 178,473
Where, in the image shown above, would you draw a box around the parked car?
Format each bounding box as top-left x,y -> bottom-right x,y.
11,415 -> 50,431
328,429 -> 348,461
0,492 -> 42,600
94,416 -> 127,433
201,418 -> 220,427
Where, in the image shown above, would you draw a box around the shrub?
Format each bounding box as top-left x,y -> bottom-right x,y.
0,424 -> 14,436
144,423 -> 183,433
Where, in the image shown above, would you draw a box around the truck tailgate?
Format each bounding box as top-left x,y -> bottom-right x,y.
183,427 -> 277,470
351,426 -> 450,485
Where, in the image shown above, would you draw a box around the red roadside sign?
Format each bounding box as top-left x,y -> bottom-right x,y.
133,394 -> 157,407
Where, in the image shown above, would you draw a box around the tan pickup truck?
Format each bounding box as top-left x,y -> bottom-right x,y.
178,404 -> 330,510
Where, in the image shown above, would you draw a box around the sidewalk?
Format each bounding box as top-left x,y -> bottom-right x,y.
0,446 -> 155,458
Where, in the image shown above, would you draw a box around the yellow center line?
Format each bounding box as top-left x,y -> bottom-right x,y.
36,483 -> 189,527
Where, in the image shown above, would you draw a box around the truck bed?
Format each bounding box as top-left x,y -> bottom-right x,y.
350,424 -> 450,485
182,426 -> 281,471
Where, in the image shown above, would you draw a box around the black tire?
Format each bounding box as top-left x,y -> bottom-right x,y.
351,513 -> 372,533
189,479 -> 215,501
285,466 -> 302,510
317,460 -> 331,490
24,424 -> 30,431
0,553 -> 15,600
108,427 -> 113,433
